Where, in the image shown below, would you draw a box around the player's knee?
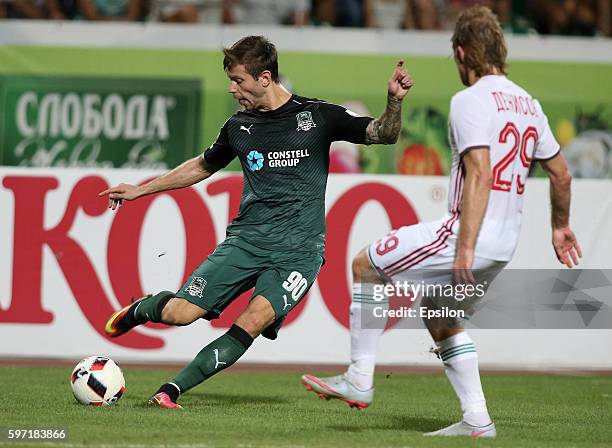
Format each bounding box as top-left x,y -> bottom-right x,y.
430,327 -> 464,344
161,299 -> 197,326
235,299 -> 276,337
235,313 -> 270,337
423,312 -> 462,342
352,248 -> 380,283
352,249 -> 370,278
243,316 -> 266,334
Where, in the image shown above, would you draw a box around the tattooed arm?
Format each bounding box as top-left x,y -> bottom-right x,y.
365,95 -> 404,144
365,60 -> 414,145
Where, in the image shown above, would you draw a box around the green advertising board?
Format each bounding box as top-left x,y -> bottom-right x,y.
0,46 -> 610,176
0,75 -> 201,168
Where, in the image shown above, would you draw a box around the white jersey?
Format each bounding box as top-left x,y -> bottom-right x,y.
447,75 -> 560,261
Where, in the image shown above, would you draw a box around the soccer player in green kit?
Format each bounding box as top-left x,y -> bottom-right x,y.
100,35 -> 414,409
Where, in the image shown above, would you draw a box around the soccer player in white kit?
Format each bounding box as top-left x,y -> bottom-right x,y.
302,6 -> 582,438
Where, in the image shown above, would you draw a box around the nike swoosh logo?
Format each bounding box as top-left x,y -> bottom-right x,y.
471,430 -> 490,437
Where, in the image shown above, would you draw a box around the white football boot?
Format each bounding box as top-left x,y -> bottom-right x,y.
424,421 -> 496,438
301,374 -> 373,409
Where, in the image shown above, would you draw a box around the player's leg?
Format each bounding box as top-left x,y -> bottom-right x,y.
346,249 -> 388,392
422,259 -> 505,437
304,222 -> 443,407
302,247 -> 386,408
105,292 -> 207,337
144,241 -> 260,408
424,322 -> 496,436
153,247 -> 323,408
105,240 -> 255,339
151,295 -> 276,409
302,249 -> 388,400
150,246 -> 322,408
251,252 -> 323,341
423,325 -> 496,437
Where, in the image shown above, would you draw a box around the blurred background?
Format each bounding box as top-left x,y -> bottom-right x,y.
0,0 -> 610,36
0,0 -> 610,179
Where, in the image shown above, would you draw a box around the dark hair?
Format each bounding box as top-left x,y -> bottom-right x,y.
451,6 -> 507,77
223,36 -> 279,82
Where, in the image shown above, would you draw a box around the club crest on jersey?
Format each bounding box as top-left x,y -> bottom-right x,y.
296,111 -> 316,131
186,277 -> 207,298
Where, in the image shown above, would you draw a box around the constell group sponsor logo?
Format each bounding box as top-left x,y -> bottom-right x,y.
0,76 -> 201,168
246,149 -> 311,171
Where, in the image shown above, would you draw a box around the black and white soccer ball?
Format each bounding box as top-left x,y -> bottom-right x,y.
70,356 -> 125,406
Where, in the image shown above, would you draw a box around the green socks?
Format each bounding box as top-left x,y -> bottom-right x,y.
133,291 -> 175,323
172,325 -> 254,393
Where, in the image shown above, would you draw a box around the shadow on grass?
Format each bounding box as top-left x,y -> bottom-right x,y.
184,392 -> 290,406
127,392 -> 290,411
328,415 -> 451,433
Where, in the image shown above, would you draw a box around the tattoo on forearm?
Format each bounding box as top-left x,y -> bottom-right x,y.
365,96 -> 402,144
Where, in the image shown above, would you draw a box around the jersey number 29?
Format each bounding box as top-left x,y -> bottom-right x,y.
492,122 -> 538,195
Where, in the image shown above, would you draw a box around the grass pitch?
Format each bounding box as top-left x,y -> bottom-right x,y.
1,365 -> 611,448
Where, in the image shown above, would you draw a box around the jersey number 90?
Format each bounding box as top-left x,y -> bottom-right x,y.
282,271 -> 309,301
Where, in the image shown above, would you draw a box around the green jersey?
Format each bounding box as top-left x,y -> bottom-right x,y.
204,95 -> 373,256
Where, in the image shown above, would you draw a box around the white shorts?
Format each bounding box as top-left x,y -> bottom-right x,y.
367,217 -> 507,285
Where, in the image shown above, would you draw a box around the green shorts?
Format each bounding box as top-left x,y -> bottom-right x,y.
175,237 -> 323,339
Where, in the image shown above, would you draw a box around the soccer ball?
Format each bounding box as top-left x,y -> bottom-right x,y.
70,356 -> 126,406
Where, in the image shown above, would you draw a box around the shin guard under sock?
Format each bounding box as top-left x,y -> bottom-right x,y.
172,325 -> 254,394
132,291 -> 175,324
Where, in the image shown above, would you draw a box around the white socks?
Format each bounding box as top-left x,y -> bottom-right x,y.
346,283 -> 387,391
437,332 -> 492,426
345,284 -> 492,427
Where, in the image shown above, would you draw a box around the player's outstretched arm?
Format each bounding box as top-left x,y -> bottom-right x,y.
540,153 -> 582,268
454,148 -> 492,283
365,60 -> 414,145
98,155 -> 220,210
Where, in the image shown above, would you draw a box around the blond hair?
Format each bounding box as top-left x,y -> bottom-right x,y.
451,6 -> 508,76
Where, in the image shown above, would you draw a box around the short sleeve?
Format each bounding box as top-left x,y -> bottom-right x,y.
533,100 -> 560,160
320,103 -> 373,144
203,120 -> 236,168
449,91 -> 492,154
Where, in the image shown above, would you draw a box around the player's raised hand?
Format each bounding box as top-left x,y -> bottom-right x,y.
552,227 -> 583,268
388,60 -> 414,100
98,183 -> 141,210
